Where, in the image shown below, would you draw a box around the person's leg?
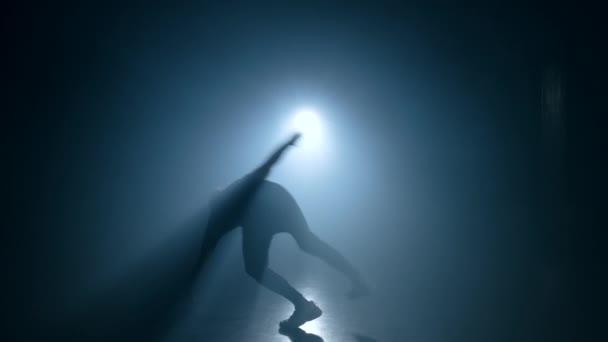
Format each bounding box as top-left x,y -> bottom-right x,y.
243,231 -> 322,326
293,229 -> 369,298
294,230 -> 359,281
242,233 -> 306,307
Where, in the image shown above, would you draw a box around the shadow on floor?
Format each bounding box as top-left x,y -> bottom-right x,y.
279,326 -> 324,342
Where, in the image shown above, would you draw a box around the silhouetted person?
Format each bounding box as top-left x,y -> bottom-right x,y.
197,133 -> 369,328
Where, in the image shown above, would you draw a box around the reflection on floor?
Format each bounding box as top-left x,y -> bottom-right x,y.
162,257 -> 382,342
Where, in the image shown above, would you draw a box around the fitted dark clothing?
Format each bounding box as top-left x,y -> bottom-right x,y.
198,137 -> 362,309
204,172 -> 312,276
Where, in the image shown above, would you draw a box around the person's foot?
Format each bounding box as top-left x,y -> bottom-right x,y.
279,325 -> 324,342
347,280 -> 371,299
280,300 -> 322,328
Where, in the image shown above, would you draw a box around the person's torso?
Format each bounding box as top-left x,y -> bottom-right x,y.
209,179 -> 304,234
240,181 -> 304,230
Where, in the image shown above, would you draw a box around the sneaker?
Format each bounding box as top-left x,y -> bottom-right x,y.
280,300 -> 322,328
279,326 -> 323,342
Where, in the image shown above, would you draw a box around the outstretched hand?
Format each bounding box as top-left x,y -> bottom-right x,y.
259,132 -> 303,173
288,132 -> 302,146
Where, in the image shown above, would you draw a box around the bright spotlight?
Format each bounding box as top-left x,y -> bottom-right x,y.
287,108 -> 324,150
274,106 -> 332,181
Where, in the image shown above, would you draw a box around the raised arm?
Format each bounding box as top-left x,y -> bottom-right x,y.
255,133 -> 301,177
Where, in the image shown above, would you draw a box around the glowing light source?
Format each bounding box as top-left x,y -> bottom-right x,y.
287,108 -> 324,150
275,106 -> 332,179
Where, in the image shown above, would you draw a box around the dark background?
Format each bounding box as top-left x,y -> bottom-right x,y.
4,2 -> 605,341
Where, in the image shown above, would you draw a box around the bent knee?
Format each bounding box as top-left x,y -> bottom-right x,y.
245,263 -> 267,281
296,233 -> 323,253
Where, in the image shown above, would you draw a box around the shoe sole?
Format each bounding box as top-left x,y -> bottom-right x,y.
280,308 -> 322,328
